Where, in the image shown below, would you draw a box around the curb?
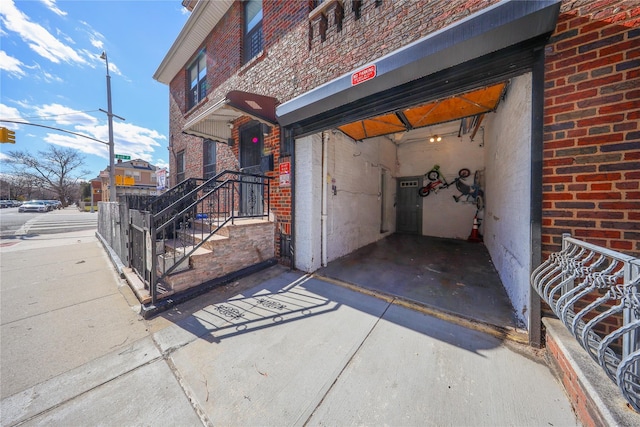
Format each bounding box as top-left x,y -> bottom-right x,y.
95,230 -> 126,277
313,273 -> 530,345
543,318 -> 640,427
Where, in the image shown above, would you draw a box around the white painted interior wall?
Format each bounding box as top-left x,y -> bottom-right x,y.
483,72 -> 533,327
396,121 -> 485,239
324,131 -> 396,262
294,134 -> 323,272
293,74 -> 533,329
294,131 -> 396,271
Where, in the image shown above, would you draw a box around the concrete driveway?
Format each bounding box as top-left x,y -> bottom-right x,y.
1,231 -> 579,426
150,270 -> 579,426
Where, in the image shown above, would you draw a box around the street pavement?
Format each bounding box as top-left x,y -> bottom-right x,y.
0,220 -> 581,426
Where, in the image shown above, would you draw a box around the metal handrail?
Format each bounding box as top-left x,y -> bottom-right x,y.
151,169 -> 272,293
531,233 -> 640,412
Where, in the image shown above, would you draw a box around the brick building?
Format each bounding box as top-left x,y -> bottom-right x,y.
90,177 -> 103,204
99,158 -> 161,200
154,0 -> 638,344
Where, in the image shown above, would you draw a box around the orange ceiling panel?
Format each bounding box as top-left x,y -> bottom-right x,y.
337,82 -> 507,141
338,113 -> 406,141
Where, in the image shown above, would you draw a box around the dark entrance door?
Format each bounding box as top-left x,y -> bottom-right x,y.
396,177 -> 422,235
239,121 -> 264,216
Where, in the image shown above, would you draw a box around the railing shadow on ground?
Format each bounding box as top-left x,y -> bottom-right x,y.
531,233 -> 640,412
154,268 -> 505,357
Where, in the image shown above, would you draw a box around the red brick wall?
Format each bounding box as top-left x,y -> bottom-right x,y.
543,0 -> 640,257
545,332 -> 605,427
222,116 -> 291,261
168,0 -> 640,262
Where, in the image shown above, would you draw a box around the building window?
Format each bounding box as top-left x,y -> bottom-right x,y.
187,51 -> 207,109
281,127 -> 293,157
203,139 -> 217,180
176,150 -> 185,183
243,0 -> 263,63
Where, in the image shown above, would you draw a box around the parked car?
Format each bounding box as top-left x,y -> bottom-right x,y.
0,200 -> 11,208
45,200 -> 62,210
18,201 -> 50,213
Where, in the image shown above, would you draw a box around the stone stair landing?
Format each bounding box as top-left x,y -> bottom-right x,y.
160,219 -> 275,295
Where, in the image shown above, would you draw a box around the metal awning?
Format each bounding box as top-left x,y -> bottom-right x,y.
276,0 -> 560,133
183,91 -> 279,141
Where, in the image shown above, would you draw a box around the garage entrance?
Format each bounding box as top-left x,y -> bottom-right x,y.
277,1 -> 560,346
316,233 -> 524,339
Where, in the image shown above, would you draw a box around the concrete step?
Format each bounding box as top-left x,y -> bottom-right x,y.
159,220 -> 275,296
163,236 -> 218,254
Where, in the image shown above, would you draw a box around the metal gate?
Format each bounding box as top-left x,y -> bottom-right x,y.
128,209 -> 154,294
240,165 -> 264,216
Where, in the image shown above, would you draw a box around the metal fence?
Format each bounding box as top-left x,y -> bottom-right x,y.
122,170 -> 272,304
531,234 -> 640,412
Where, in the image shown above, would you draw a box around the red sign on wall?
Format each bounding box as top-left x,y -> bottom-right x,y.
279,162 -> 291,187
351,64 -> 377,86
279,162 -> 290,175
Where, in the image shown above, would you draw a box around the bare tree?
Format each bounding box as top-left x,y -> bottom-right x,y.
3,145 -> 90,206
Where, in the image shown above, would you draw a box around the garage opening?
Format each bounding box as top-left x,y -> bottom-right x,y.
293,73 -> 532,335
277,0 -> 560,345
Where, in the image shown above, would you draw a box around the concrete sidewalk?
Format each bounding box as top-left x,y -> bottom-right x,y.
1,231 -> 580,426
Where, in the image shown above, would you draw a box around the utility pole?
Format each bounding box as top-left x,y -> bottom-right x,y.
99,51 -> 125,202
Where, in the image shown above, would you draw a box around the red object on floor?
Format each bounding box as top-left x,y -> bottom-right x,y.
468,214 -> 482,242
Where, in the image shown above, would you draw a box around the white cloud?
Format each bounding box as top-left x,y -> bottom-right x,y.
32,103 -> 98,126
2,100 -> 166,166
72,121 -> 167,164
89,36 -> 103,50
0,0 -> 87,65
0,103 -> 26,129
39,67 -> 64,84
0,50 -> 26,77
43,132 -> 108,159
39,0 -> 67,17
154,158 -> 169,170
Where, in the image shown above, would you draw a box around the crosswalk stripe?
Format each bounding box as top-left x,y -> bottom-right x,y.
16,215 -> 98,235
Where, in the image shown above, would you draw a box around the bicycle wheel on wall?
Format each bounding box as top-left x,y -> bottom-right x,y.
458,168 -> 471,179
418,186 -> 431,197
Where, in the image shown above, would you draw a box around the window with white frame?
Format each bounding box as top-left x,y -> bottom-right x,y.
187,51 -> 207,109
243,0 -> 263,63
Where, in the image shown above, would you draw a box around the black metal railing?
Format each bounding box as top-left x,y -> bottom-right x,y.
127,170 -> 271,303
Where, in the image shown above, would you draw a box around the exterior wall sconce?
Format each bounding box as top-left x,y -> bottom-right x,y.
430,135 -> 442,142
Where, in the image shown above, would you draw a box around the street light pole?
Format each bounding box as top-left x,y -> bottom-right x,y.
100,51 -> 116,202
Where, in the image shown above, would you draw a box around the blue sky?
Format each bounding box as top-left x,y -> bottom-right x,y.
0,0 -> 189,179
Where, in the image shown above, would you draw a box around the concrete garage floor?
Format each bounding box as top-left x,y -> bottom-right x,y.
316,233 -> 526,339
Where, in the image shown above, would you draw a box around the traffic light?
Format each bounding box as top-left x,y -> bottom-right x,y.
0,127 -> 16,144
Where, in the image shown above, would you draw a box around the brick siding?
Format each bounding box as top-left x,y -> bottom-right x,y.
545,331 -> 605,427
543,0 -> 640,257
168,0 -> 640,263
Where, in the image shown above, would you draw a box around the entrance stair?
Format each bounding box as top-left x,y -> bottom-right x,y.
122,170 -> 275,307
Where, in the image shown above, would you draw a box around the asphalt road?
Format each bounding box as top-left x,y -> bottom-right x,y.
0,205 -> 97,238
